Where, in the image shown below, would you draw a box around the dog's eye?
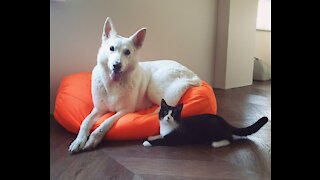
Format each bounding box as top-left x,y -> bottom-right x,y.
110,46 -> 114,51
124,49 -> 130,56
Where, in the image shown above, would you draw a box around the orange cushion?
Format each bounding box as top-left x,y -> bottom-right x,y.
53,72 -> 217,141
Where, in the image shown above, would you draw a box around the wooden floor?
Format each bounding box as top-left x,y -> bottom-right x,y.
50,80 -> 271,180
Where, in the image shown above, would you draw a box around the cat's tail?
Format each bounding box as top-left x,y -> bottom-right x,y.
230,117 -> 268,136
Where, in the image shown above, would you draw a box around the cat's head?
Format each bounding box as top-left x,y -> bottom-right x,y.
159,99 -> 183,125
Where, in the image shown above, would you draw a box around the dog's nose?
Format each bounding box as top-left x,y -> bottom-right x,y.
113,62 -> 122,72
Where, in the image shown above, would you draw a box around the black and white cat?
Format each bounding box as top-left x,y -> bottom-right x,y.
143,99 -> 268,148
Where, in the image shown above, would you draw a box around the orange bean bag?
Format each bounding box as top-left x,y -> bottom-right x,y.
53,72 -> 217,141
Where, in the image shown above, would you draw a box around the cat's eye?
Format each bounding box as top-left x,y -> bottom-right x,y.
124,49 -> 130,56
110,46 -> 114,51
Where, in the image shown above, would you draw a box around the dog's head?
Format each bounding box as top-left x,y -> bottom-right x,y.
97,17 -> 146,81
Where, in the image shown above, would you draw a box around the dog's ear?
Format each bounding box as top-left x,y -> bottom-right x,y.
102,17 -> 117,41
130,28 -> 146,49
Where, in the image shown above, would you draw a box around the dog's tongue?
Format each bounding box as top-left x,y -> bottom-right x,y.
110,71 -> 121,81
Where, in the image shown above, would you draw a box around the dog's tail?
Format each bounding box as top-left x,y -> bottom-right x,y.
184,72 -> 201,87
189,75 -> 201,86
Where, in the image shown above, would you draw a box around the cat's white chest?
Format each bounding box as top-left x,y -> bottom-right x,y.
160,122 -> 178,137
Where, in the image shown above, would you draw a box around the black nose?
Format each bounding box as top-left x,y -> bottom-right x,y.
113,62 -> 122,72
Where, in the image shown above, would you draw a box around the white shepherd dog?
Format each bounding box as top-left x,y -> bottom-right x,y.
69,17 -> 201,153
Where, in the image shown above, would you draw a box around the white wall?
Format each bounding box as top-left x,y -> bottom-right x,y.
255,30 -> 271,66
226,0 -> 258,89
50,0 -> 217,113
213,0 -> 258,89
213,0 -> 230,89
254,0 -> 271,70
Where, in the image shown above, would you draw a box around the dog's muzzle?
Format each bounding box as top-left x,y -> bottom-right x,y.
110,62 -> 122,81
113,62 -> 122,72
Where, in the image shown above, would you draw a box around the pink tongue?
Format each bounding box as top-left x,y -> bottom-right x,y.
110,72 -> 120,81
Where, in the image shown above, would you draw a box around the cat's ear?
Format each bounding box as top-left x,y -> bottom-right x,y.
176,103 -> 183,114
161,99 -> 168,108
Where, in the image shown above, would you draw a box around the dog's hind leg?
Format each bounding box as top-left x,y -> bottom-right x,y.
148,79 -> 199,114
163,79 -> 196,106
83,110 -> 129,150
69,108 -> 104,154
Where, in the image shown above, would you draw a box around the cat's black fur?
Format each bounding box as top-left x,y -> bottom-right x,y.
145,99 -> 268,147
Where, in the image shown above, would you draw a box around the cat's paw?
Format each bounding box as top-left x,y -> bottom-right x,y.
211,140 -> 230,148
147,135 -> 162,141
143,141 -> 152,147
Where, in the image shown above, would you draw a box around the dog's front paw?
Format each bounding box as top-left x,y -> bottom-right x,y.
69,135 -> 88,154
83,129 -> 105,151
143,141 -> 152,147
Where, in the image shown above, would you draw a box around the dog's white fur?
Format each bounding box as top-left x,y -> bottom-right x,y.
69,17 -> 201,153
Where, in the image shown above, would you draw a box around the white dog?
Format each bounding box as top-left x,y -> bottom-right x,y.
69,17 -> 201,153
